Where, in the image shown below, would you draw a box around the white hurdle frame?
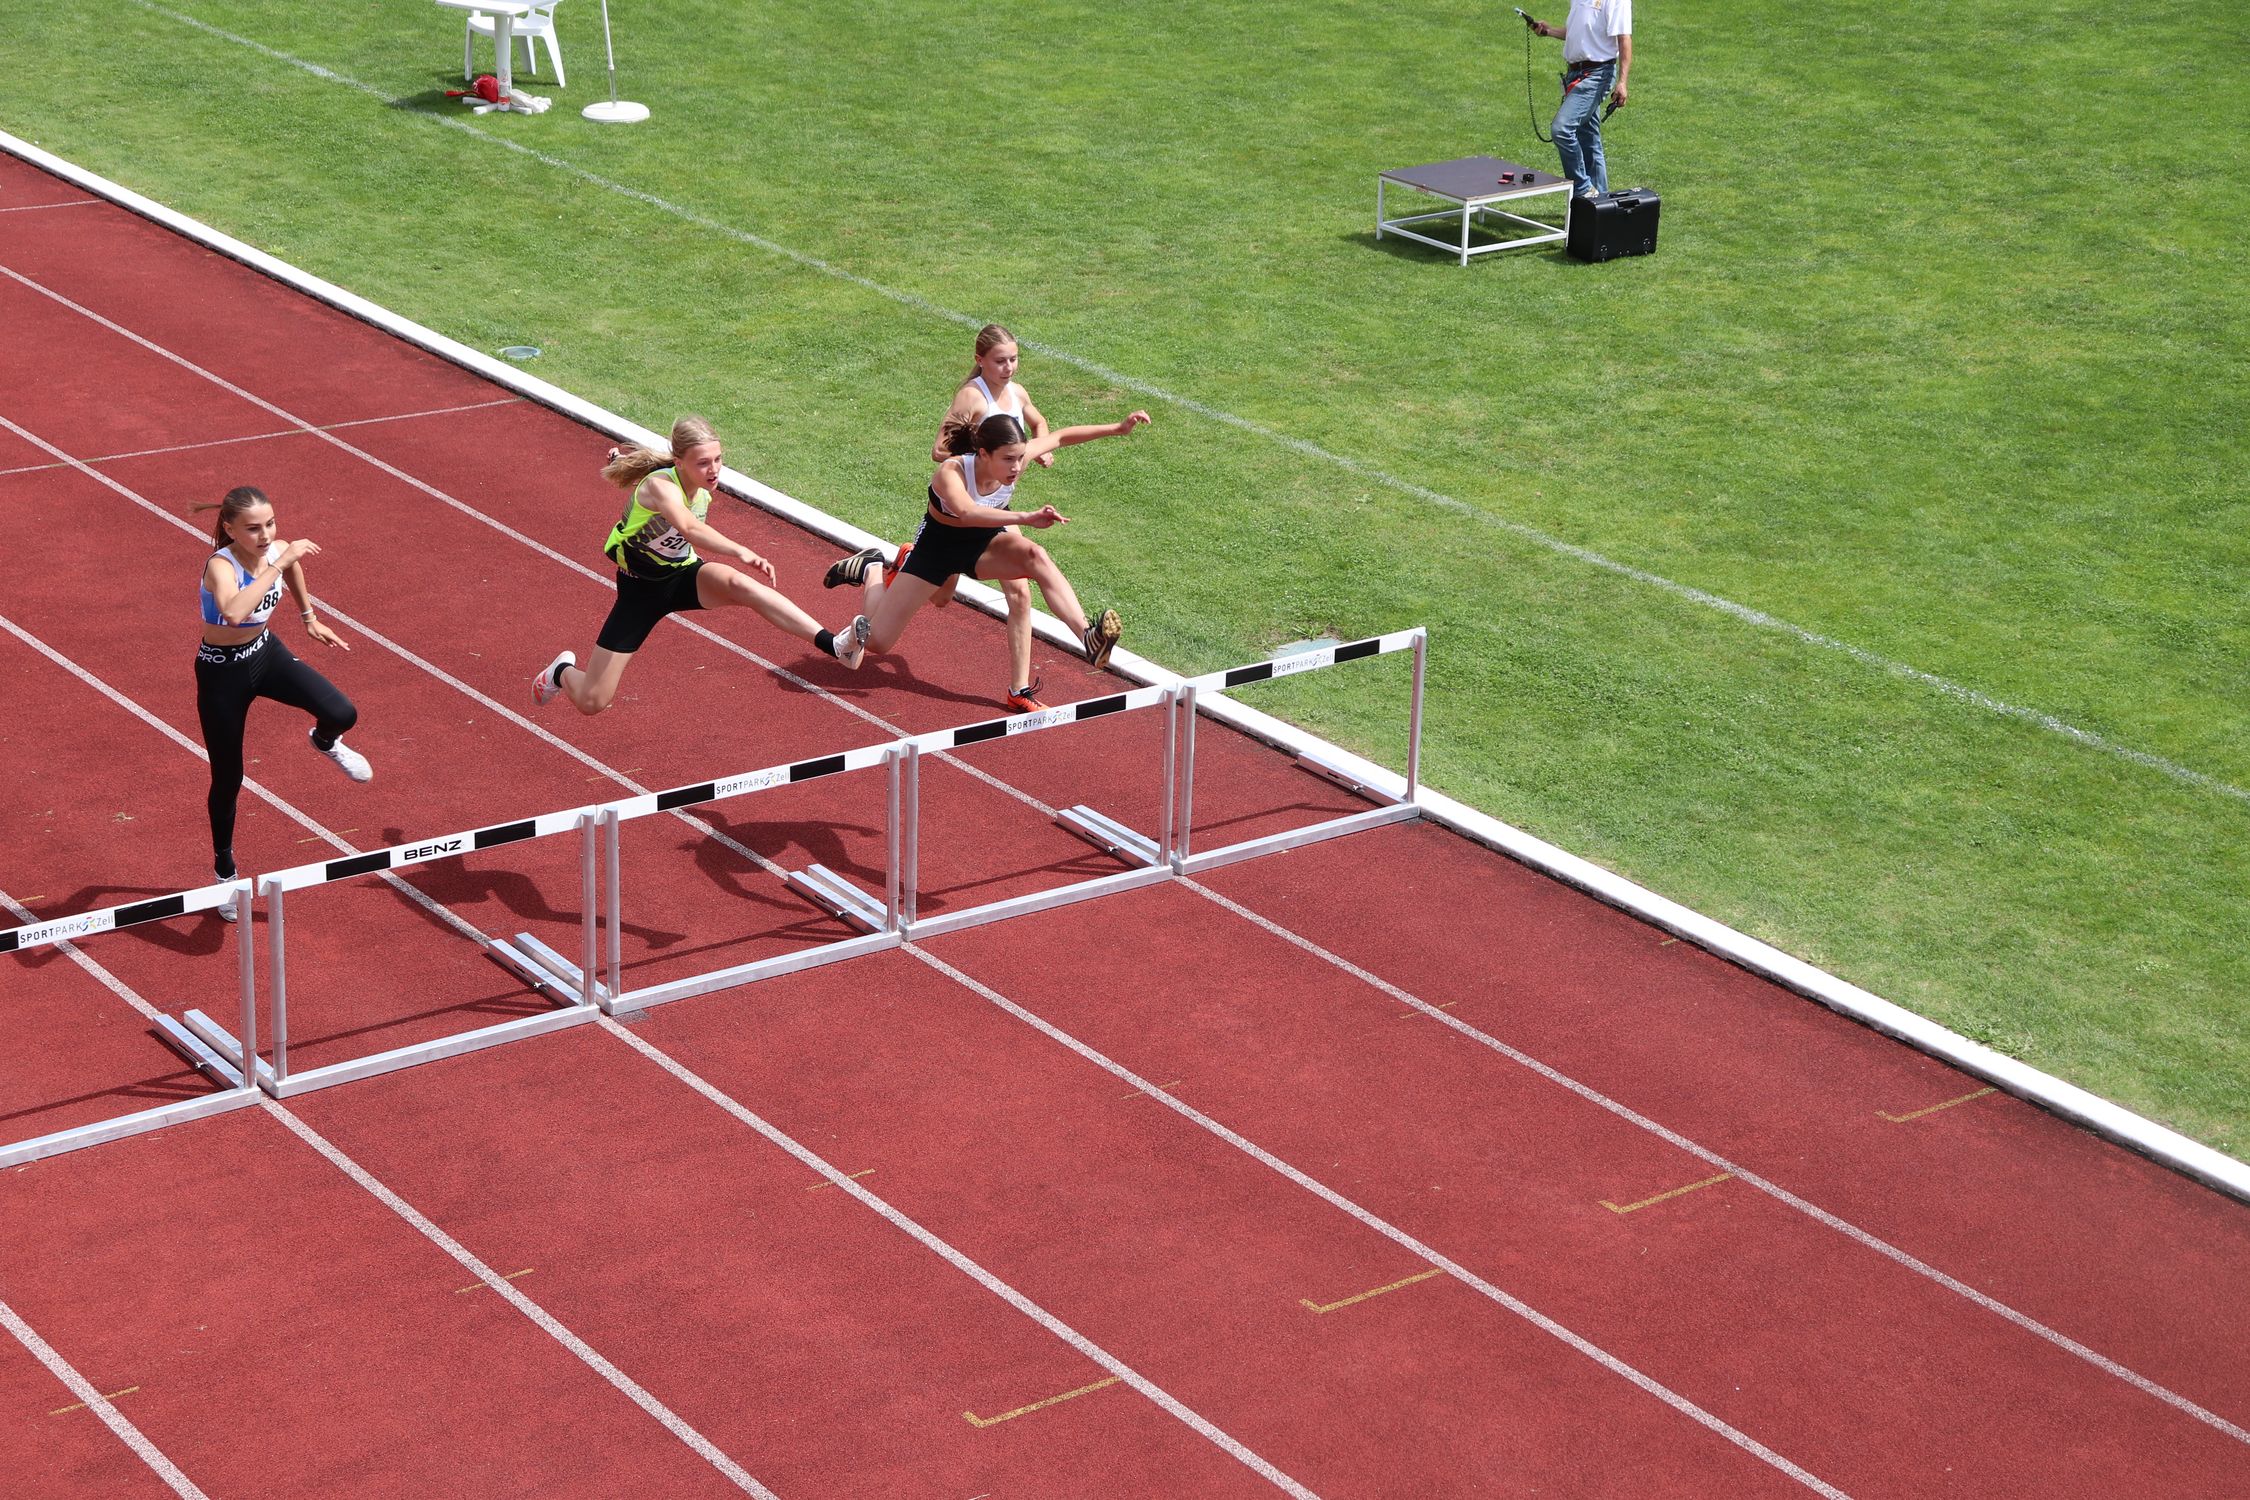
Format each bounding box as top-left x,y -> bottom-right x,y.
246,803 -> 608,1099
4,628 -> 1425,1135
0,880 -> 260,1168
593,739 -> 906,1016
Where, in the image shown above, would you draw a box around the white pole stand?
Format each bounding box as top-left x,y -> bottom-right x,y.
583,0 -> 649,122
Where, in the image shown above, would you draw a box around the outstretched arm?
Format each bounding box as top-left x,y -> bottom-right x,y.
1020,410 -> 1151,464
645,476 -> 776,585
930,463 -> 1061,530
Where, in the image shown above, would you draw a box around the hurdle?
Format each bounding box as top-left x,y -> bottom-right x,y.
234,803 -> 611,1098
1166,627 -> 1425,873
1,879 -> 259,1168
590,737 -> 906,1015
8,626 -> 1427,1126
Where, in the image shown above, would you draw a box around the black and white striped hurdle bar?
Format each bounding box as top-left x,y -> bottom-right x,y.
261,805 -> 607,894
1181,627 -> 1420,695
598,738 -> 901,827
1,879 -> 246,954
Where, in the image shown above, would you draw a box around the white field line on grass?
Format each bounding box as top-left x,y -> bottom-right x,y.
2,622 -> 1311,1496
0,1297 -> 209,1500
1185,878 -> 2250,1449
101,1 -> 2250,810
7,231 -> 2240,1432
10,91 -> 2247,1214
906,944 -> 1854,1499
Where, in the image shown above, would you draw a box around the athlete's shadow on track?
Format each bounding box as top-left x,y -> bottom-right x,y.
367,827 -> 688,950
808,653 -> 1006,712
6,883 -> 231,966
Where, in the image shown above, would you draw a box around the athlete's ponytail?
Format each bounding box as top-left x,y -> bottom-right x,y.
604,415 -> 720,490
187,485 -> 271,548
943,411 -> 1026,456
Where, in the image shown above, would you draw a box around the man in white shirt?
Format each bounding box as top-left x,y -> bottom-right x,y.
1524,0 -> 1632,199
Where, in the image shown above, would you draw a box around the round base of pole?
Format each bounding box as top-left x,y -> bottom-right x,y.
582,100 -> 650,123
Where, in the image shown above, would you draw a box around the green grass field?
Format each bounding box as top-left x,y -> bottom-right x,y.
7,0 -> 2246,1153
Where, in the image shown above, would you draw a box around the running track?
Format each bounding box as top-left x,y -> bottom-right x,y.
3,150 -> 2248,1499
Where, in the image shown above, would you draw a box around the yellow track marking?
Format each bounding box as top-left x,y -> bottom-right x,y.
963,1374 -> 1121,1428
298,829 -> 356,842
455,1268 -> 535,1294
1878,1086 -> 1996,1123
50,1385 -> 138,1416
1601,1171 -> 1734,1214
1119,1079 -> 1182,1100
1299,1266 -> 1445,1314
1395,1000 -> 1460,1019
806,1169 -> 876,1191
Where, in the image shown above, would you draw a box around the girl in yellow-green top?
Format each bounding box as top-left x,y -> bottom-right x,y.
532,415 -> 862,715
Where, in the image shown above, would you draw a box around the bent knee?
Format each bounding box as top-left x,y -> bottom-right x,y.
575,689 -> 615,716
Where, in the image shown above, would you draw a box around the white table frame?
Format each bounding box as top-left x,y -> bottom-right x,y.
1377,161 -> 1573,266
434,0 -> 539,102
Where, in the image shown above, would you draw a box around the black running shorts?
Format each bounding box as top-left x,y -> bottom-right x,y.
903,508 -> 1001,586
596,561 -> 705,653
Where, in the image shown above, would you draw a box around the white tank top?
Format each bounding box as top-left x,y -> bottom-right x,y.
948,452 -> 1015,515
969,375 -> 1026,422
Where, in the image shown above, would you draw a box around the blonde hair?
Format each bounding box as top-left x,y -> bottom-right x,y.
187,485 -> 270,548
938,326 -> 1019,453
603,415 -> 720,490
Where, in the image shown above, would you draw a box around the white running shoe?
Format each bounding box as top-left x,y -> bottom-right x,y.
311,731 -> 373,783
533,650 -> 574,707
216,900 -> 239,925
827,624 -> 865,670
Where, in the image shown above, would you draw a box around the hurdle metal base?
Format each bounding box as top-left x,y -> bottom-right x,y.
1294,746 -> 1410,805
785,863 -> 889,932
266,1005 -> 600,1099
179,1007 -> 277,1091
493,932 -> 611,1006
154,1013 -> 246,1089
1179,803 -> 1420,876
601,929 -> 901,1016
0,1087 -> 261,1170
1055,804 -> 1165,867
905,865 -> 1174,941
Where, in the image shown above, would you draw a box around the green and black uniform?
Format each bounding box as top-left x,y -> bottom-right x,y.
596,467 -> 709,652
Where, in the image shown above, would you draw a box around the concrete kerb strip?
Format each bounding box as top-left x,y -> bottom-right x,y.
5,129 -> 2243,1207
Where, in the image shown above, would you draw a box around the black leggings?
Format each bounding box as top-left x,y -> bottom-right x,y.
195,632 -> 357,870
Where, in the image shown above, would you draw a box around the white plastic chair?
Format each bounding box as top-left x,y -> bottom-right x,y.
464,3 -> 565,88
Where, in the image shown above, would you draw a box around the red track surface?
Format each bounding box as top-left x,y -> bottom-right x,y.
3,148 -> 2249,1497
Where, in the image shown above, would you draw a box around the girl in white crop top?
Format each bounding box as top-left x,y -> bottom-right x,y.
829,406 -> 1150,688
922,324 -> 1056,706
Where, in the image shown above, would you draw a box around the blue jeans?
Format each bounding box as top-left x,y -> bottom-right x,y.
1551,60 -> 1614,197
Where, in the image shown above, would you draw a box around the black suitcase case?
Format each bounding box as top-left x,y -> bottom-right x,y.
1566,188 -> 1660,262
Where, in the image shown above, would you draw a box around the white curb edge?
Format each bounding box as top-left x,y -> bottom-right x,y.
7,127 -> 2243,1206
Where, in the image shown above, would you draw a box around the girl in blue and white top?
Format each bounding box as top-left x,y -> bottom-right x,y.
532,414 -> 862,716
192,485 -> 367,899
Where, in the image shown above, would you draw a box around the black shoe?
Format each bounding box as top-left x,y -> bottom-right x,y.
1081,609 -> 1121,670
824,547 -> 887,589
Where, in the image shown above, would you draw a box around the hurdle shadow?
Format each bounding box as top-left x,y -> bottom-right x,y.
362,826 -> 689,951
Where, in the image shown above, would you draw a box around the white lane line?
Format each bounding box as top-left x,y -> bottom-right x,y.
118,0 -> 2250,807
1185,878 -> 2250,1448
0,395 -> 525,477
7,194 -> 2232,1448
14,293 -> 2229,1444
0,1297 -> 209,1499
903,943 -> 1852,1499
602,1016 -> 1322,1497
264,1102 -> 780,1498
0,260 -> 1066,824
0,630 -> 1310,1494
